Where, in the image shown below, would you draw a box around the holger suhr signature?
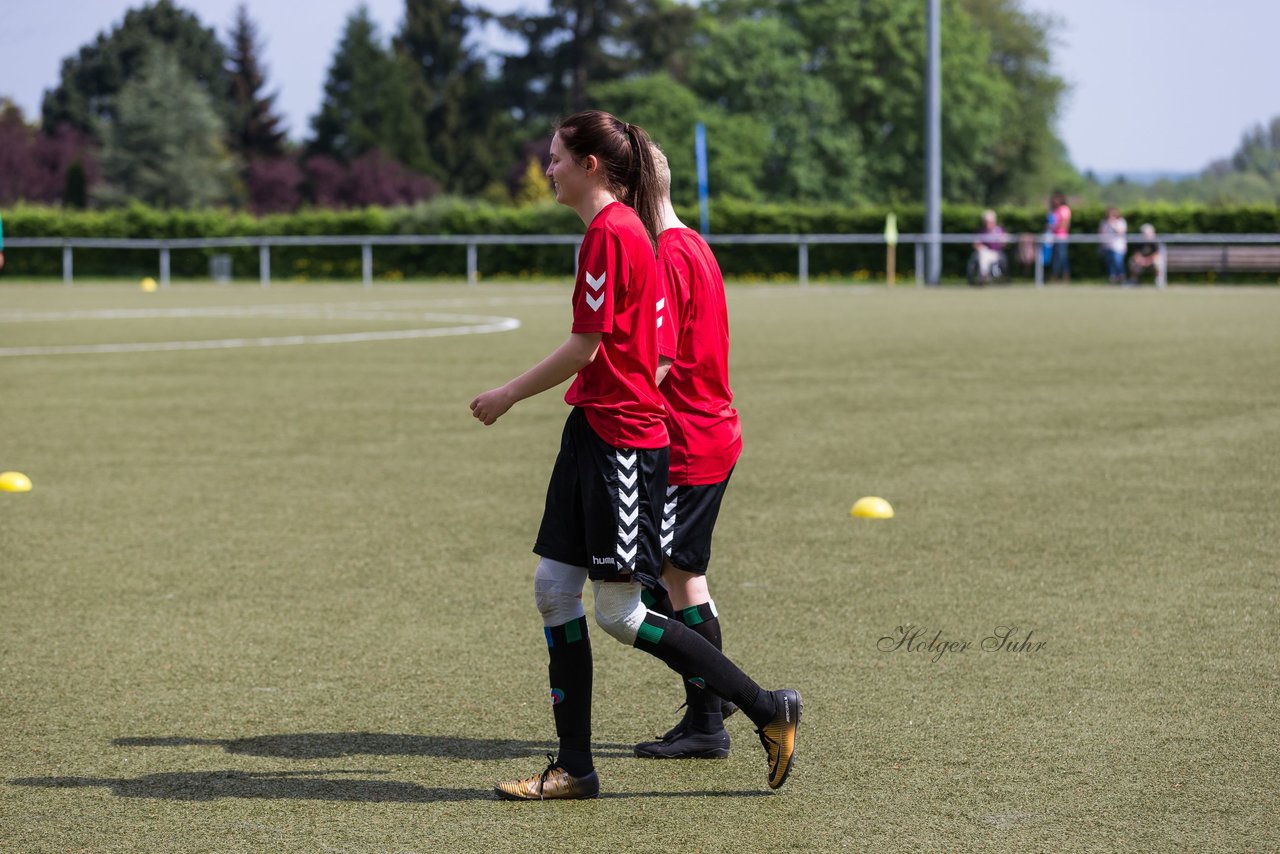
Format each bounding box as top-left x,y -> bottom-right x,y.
878,625 -> 1047,663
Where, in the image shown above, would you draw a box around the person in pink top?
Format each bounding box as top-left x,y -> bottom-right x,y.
1048,191 -> 1072,282
633,144 -> 745,760
471,110 -> 801,800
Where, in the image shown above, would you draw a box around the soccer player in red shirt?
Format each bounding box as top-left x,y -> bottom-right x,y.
634,144 -> 744,760
471,111 -> 801,800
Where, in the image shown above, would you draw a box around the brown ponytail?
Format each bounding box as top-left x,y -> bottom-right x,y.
556,110 -> 663,249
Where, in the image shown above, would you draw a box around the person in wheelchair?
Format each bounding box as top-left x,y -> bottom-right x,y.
968,209 -> 1008,285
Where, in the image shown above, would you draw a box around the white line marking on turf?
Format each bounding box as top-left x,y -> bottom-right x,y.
0,303 -> 521,357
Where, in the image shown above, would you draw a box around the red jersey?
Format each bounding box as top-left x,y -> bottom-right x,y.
565,202 -> 669,450
658,227 -> 742,485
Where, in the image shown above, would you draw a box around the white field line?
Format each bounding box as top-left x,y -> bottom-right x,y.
0,303 -> 521,357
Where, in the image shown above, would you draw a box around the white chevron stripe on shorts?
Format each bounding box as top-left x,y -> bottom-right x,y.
661,485 -> 678,556
615,450 -> 639,568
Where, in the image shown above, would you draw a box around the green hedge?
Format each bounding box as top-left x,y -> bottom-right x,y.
2,200 -> 1277,281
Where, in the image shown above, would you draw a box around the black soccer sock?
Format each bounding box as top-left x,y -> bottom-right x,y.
545,616 -> 593,776
633,613 -> 777,728
679,602 -> 725,733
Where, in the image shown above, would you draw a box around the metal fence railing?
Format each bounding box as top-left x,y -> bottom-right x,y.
6,232 -> 1279,288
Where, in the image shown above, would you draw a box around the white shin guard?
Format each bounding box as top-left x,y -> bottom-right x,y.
592,581 -> 651,644
533,558 -> 587,627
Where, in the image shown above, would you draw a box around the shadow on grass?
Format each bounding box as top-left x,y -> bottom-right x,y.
9,770 -> 487,802
10,771 -> 773,802
113,733 -> 633,760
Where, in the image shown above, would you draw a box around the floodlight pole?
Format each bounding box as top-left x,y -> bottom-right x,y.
925,0 -> 942,285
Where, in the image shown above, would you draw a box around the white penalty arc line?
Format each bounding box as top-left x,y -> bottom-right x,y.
0,313 -> 521,357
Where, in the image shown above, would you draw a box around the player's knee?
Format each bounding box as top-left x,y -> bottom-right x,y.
533,558 -> 587,626
592,581 -> 647,645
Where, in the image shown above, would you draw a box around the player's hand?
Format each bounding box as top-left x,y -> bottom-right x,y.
470,387 -> 514,426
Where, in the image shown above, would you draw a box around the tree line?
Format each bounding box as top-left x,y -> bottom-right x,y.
1,0 -> 1275,213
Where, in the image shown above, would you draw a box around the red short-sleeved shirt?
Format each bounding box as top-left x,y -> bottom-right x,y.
658,227 -> 742,485
564,202 -> 669,450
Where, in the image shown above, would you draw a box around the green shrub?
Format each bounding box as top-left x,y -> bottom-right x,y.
2,200 -> 1276,281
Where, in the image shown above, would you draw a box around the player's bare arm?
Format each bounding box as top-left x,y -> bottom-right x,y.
470,332 -> 602,426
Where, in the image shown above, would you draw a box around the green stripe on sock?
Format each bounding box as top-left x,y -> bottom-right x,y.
564,618 -> 583,643
681,605 -> 705,627
636,621 -> 665,646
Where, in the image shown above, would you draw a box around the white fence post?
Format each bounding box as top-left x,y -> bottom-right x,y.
362,243 -> 373,287
159,245 -> 170,287
63,244 -> 73,285
467,243 -> 478,285
798,242 -> 809,287
259,244 -> 270,288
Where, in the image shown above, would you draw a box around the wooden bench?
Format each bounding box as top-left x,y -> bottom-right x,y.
1163,244 -> 1280,283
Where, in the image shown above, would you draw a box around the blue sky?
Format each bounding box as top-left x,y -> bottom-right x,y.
2,0 -> 1278,174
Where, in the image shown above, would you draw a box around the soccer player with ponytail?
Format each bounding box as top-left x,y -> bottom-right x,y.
471,110 -> 801,800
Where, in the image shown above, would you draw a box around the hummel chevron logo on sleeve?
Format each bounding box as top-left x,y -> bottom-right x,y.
656,297 -> 665,328
586,271 -> 605,311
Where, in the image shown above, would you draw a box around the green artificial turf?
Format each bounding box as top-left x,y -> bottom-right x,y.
1,282 -> 1277,852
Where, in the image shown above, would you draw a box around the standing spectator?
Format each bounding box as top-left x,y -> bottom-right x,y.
1099,207 -> 1128,283
1128,223 -> 1163,284
1048,192 -> 1072,281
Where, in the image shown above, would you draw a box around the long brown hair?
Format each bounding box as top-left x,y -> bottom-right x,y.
555,110 -> 662,249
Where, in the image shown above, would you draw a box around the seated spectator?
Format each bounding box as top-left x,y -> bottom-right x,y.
1098,207 -> 1127,283
1128,223 -> 1162,284
968,209 -> 1008,284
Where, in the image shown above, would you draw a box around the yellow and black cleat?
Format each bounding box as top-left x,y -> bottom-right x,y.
495,756 -> 600,800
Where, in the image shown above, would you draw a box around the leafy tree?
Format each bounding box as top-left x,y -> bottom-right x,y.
511,155 -> 555,206
697,0 -> 1063,204
592,73 -> 767,203
226,4 -> 287,159
309,5 -> 428,172
95,48 -> 235,208
687,14 -> 865,202
0,99 -> 97,205
495,0 -> 700,122
41,0 -> 230,139
395,0 -> 516,194
244,156 -> 303,214
63,160 -> 89,208
959,0 -> 1074,204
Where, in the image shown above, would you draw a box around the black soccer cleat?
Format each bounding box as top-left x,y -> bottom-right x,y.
651,699 -> 739,743
634,726 -> 731,759
757,689 -> 802,790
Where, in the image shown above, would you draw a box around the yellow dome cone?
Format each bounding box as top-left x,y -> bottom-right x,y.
850,496 -> 893,519
0,471 -> 33,493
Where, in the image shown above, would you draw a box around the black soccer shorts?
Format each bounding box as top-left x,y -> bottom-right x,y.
534,407 -> 669,588
661,468 -> 734,576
